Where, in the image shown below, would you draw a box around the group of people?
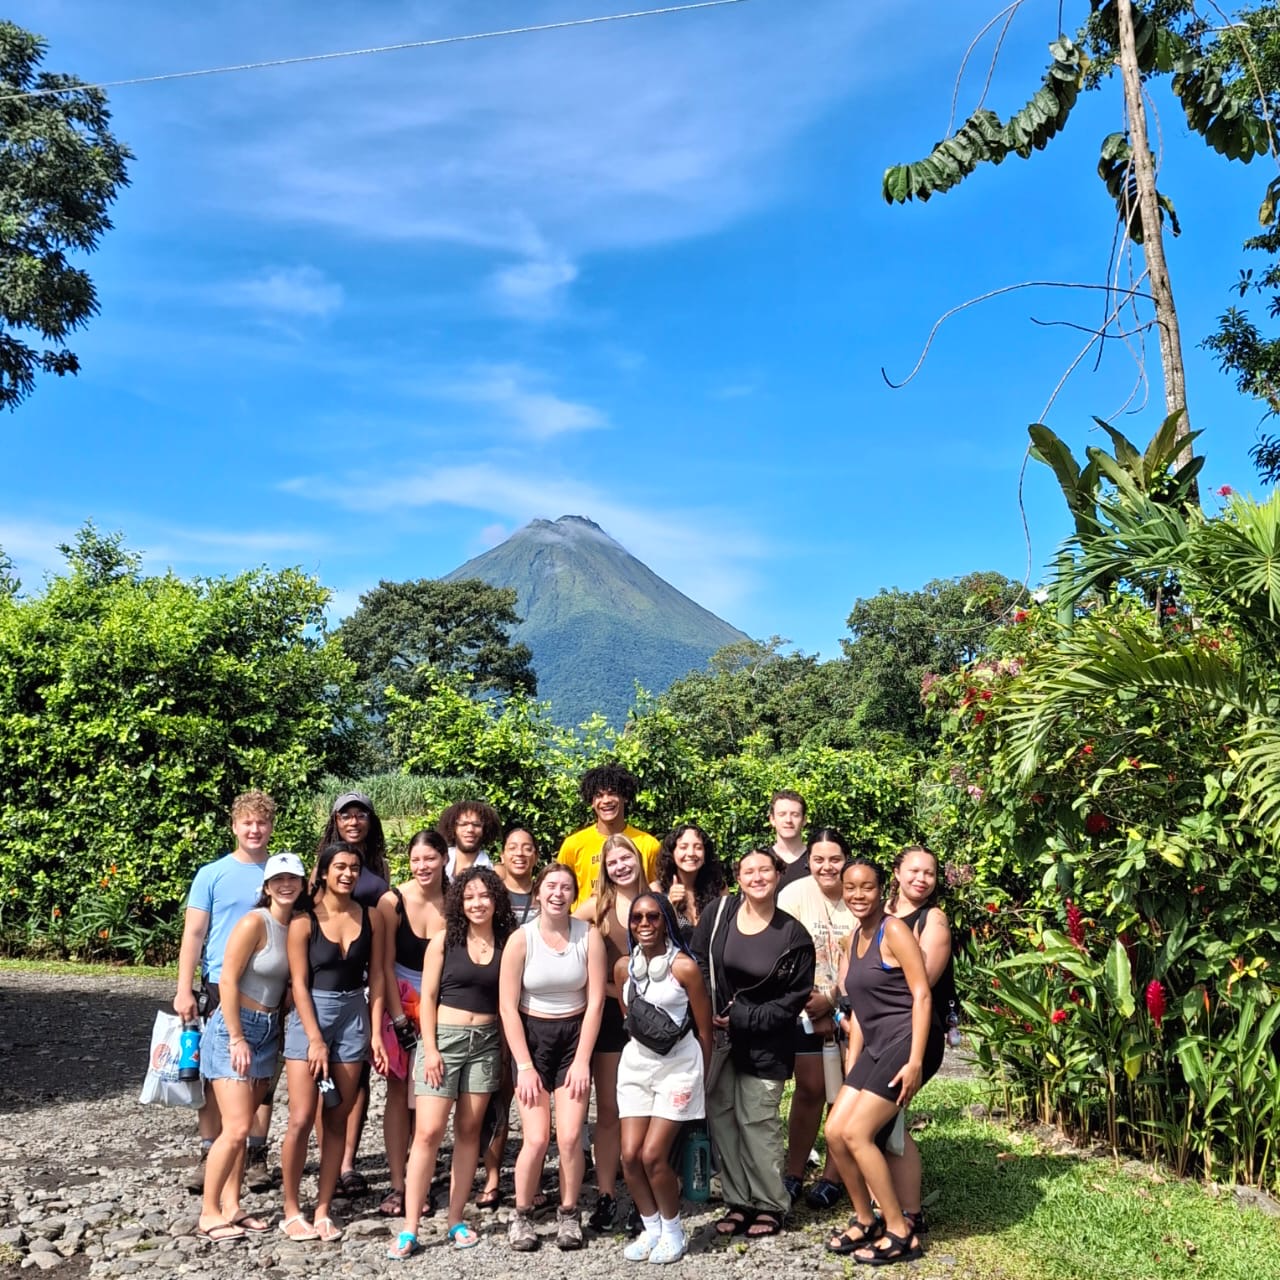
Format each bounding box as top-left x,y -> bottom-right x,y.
172,770 -> 956,1267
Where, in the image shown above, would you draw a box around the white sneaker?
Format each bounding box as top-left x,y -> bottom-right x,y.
625,1235 -> 656,1262
649,1235 -> 687,1265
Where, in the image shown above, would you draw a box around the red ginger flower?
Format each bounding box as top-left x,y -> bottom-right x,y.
1051,1009 -> 1068,1025
1065,899 -> 1085,950
1146,979 -> 1167,1027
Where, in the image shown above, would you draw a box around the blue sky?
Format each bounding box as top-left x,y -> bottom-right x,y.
2,0 -> 1272,660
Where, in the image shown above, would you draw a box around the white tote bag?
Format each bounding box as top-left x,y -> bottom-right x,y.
139,1009 -> 204,1108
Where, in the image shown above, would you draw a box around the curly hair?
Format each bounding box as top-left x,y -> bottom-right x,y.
443,865 -> 517,951
316,800 -> 388,883
578,763 -> 638,809
437,799 -> 501,848
655,823 -> 725,914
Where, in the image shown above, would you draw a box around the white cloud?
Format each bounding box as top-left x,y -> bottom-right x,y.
279,460 -> 763,617
491,251 -> 579,317
211,266 -> 344,319
441,364 -> 606,440
114,1 -> 890,312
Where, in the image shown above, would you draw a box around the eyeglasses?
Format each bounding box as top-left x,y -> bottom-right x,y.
631,911 -> 663,924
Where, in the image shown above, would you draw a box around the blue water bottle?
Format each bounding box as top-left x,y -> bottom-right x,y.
682,1123 -> 712,1203
178,1019 -> 201,1082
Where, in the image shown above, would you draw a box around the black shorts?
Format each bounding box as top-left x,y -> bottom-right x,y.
521,1012 -> 583,1092
793,1025 -> 825,1057
845,1029 -> 945,1105
595,997 -> 629,1055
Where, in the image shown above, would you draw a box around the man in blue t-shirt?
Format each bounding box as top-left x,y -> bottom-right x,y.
173,790 -> 276,1192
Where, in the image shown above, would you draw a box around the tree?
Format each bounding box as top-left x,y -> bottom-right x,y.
337,578 -> 536,757
883,2 -> 1274,483
657,637 -> 859,758
842,572 -> 1025,744
0,22 -> 131,410
1198,4 -> 1280,482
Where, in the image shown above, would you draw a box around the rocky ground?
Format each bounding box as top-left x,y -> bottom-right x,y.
0,970 -> 971,1278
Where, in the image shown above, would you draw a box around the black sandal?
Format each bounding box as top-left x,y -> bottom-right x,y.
475,1188 -> 502,1210
854,1228 -> 923,1267
715,1207 -> 754,1236
826,1219 -> 883,1255
905,1209 -> 928,1235
745,1211 -> 782,1239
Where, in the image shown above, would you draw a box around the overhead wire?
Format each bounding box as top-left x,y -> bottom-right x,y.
0,0 -> 751,103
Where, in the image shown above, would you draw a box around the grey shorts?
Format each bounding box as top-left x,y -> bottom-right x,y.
284,988 -> 370,1064
415,1022 -> 502,1099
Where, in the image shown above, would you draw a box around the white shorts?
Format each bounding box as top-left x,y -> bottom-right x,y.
616,1030 -> 705,1122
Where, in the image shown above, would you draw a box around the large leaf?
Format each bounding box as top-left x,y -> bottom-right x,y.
1104,938 -> 1136,1019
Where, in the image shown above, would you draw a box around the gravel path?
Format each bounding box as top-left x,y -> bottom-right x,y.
0,970 -> 966,1278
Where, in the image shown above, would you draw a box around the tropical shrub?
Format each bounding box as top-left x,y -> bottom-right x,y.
0,527 -> 356,961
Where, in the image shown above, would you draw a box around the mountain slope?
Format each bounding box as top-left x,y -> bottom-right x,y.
442,515 -> 747,726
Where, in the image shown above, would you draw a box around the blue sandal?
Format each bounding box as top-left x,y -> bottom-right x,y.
448,1222 -> 481,1249
387,1230 -> 422,1259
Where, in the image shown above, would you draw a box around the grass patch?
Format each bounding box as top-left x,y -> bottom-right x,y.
912,1079 -> 1280,1280
0,957 -> 175,979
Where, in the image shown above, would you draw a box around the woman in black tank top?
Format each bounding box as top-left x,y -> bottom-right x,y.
389,867 -> 517,1258
281,843 -> 388,1243
886,846 -> 954,1236
375,830 -> 448,1219
822,858 -> 934,1267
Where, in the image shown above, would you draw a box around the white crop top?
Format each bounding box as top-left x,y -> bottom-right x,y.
520,917 -> 591,1016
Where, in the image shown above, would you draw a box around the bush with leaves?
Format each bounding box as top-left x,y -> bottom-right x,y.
0,526 -> 356,960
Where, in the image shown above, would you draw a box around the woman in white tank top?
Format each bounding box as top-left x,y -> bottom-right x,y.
498,864 -> 606,1252
615,893 -> 712,1264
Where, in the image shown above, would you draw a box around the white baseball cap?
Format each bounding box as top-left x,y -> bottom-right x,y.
263,851 -> 306,881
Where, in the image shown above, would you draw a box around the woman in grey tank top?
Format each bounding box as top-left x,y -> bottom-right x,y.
197,851 -> 308,1243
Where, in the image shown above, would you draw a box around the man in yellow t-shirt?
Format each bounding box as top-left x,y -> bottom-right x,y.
557,763 -> 660,910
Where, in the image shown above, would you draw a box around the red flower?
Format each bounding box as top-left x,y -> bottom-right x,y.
985,902 -> 999,914
1080,743 -> 1094,756
1127,757 -> 1142,769
1023,1022 -> 1034,1033
980,689 -> 993,701
1191,884 -> 1205,895
1084,811 -> 1110,837
1065,900 -> 1085,950
1162,604 -> 1177,616
990,978 -> 1001,990
973,710 -> 986,724
1146,979 -> 1167,1027
1013,609 -> 1029,623
1216,484 -> 1233,497
1050,1009 -> 1068,1025
1067,989 -> 1082,1004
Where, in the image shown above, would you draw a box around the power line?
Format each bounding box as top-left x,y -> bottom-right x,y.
0,1 -> 752,104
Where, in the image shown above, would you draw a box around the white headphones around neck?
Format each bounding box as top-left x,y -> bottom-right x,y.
628,945 -> 673,984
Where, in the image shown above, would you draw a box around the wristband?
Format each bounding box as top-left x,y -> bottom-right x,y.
229,1036 -> 246,1045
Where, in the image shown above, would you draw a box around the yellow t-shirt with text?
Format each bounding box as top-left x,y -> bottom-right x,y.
557,824 -> 661,911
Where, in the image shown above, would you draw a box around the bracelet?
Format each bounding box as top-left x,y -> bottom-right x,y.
516,1061 -> 533,1071
229,1036 -> 246,1045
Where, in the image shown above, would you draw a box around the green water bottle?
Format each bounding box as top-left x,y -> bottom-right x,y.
682,1123 -> 711,1203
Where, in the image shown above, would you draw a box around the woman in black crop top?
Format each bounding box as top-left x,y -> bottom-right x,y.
280,843 -> 388,1243
375,830 -> 448,1218
388,867 -> 516,1258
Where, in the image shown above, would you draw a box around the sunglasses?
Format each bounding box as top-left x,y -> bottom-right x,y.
631,910 -> 664,924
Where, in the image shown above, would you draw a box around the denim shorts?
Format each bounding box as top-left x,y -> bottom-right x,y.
201,1005 -> 281,1081
284,988 -> 371,1064
415,1022 -> 502,1099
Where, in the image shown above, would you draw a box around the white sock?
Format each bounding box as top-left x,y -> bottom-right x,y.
642,1211 -> 662,1242
660,1215 -> 684,1243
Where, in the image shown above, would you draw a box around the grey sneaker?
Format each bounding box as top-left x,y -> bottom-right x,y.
556,1207 -> 584,1251
509,1210 -> 540,1252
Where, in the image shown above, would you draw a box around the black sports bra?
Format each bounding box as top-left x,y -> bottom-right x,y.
309,906 -> 372,992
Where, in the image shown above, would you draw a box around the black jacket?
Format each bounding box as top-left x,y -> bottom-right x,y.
691,896 -> 815,1080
